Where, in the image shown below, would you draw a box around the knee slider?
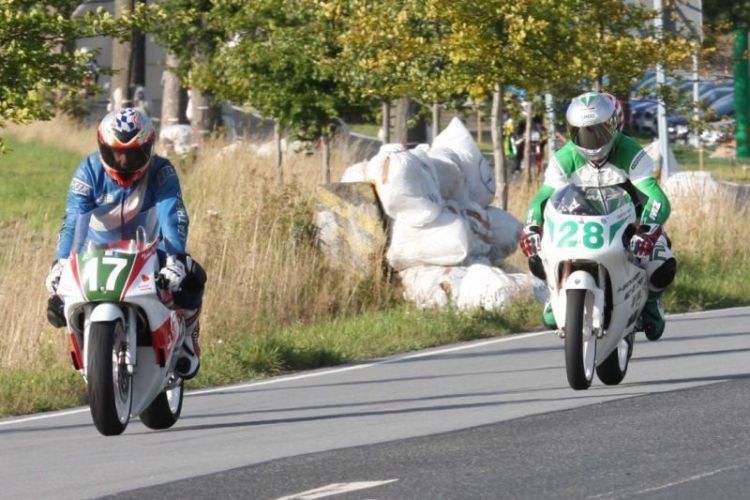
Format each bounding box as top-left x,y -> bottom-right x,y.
650,257 -> 676,289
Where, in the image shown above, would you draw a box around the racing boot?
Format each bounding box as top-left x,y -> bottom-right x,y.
641,291 -> 666,341
175,308 -> 201,380
543,301 -> 557,329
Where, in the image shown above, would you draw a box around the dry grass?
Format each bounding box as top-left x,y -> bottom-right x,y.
0,220 -> 67,369
0,127 -> 392,370
2,120 -> 750,373
2,116 -> 93,156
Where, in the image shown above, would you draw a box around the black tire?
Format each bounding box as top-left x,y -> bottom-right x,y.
596,333 -> 634,385
565,289 -> 595,390
88,320 -> 132,436
140,380 -> 184,430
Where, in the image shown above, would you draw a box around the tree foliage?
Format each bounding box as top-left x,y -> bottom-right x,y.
142,0 -> 372,142
0,1 -> 118,131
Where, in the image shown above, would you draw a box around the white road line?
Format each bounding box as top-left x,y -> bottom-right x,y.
189,331 -> 550,396
276,479 -> 398,500
0,330 -> 549,427
668,306 -> 750,319
2,305 -> 747,427
0,408 -> 88,427
589,462 -> 747,499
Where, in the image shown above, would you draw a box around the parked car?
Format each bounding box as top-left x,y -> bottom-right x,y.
699,86 -> 733,105
709,93 -> 735,119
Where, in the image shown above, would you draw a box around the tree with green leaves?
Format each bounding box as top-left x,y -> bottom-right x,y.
0,1 -> 118,149
142,0 -> 372,182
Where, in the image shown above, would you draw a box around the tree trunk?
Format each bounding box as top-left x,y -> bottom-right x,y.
393,97 -> 409,145
274,122 -> 283,187
431,101 -> 441,143
320,135 -> 331,184
393,98 -> 426,146
491,84 -> 508,209
131,1 -> 146,90
523,100 -> 533,184
381,101 -> 391,144
160,52 -> 181,128
476,107 -> 483,145
190,88 -> 220,144
110,0 -> 134,109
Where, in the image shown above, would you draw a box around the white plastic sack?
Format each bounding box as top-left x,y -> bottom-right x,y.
341,161 -> 368,183
486,207 -> 523,263
158,124 -> 194,156
399,265 -> 468,309
455,200 -> 492,258
386,210 -> 470,271
455,263 -> 542,311
365,144 -> 443,227
413,144 -> 471,206
431,118 -> 495,207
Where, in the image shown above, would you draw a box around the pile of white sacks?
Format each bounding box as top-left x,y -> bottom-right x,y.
341,118 -> 546,310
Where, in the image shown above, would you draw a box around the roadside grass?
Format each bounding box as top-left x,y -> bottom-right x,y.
1,120 -> 749,418
672,144 -> 750,183
0,135 -> 79,232
0,301 -> 542,416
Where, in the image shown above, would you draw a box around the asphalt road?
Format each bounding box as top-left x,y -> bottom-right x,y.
1,307 -> 749,499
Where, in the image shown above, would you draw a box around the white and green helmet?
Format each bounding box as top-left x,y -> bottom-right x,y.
566,92 -> 619,164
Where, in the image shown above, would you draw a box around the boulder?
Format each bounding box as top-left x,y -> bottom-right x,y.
314,182 -> 387,278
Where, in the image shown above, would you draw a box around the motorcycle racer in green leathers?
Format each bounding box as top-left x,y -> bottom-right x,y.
520,92 -> 677,341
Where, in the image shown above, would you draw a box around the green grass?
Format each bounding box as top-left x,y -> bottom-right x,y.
2,133 -> 750,418
666,254 -> 750,312
0,136 -> 80,232
672,144 -> 750,183
0,302 -> 543,417
347,123 -> 381,138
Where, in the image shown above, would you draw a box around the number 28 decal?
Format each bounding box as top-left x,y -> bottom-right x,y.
554,221 -> 605,249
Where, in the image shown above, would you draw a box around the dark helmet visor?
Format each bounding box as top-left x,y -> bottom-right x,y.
570,122 -> 615,150
98,142 -> 152,173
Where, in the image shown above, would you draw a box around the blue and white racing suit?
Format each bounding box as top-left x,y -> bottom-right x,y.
56,152 -> 203,309
56,152 -> 188,259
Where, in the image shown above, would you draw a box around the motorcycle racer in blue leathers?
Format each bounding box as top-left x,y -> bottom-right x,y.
46,108 -> 204,379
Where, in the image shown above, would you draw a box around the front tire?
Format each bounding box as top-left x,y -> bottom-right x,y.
88,320 -> 132,436
596,333 -> 634,385
565,289 -> 596,390
140,380 -> 184,430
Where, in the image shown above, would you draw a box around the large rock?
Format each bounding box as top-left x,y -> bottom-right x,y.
314,182 -> 387,278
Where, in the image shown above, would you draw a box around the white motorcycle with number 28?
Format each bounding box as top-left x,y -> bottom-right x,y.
537,185 -> 648,390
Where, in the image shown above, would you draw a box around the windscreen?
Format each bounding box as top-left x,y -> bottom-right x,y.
72,205 -> 159,253
550,185 -> 631,216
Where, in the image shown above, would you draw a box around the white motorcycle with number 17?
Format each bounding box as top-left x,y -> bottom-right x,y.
55,206 -> 186,435
536,184 -> 648,390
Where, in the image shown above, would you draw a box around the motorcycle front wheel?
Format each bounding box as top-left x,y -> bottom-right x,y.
565,289 -> 596,390
88,320 -> 133,436
140,379 -> 184,430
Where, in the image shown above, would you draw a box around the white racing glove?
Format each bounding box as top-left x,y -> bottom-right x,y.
45,259 -> 66,294
158,256 -> 187,291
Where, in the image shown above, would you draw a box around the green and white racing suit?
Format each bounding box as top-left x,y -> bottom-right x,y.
526,132 -> 675,293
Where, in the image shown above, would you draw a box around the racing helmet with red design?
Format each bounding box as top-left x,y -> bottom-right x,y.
97,108 -> 155,186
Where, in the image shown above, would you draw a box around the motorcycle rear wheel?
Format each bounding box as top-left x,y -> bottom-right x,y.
596,333 -> 634,385
565,289 -> 596,390
140,380 -> 184,430
88,320 -> 132,436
